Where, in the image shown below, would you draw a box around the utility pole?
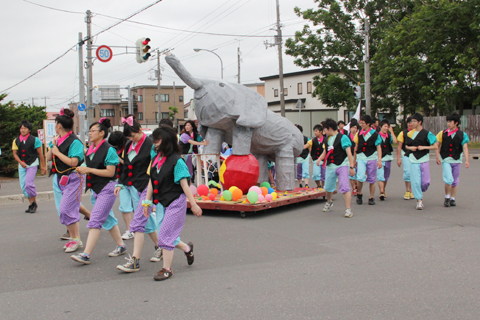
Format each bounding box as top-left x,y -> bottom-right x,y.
78,32 -> 86,145
237,47 -> 241,84
157,49 -> 161,123
127,85 -> 132,115
276,0 -> 285,117
85,10 -> 93,125
364,18 -> 371,116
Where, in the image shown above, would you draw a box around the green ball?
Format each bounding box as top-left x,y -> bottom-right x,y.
247,191 -> 259,204
223,190 -> 233,201
208,180 -> 217,187
260,182 -> 271,189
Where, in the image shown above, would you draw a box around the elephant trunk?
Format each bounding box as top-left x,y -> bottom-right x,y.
165,54 -> 203,90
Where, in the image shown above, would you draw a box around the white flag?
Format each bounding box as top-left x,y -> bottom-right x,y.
344,100 -> 361,132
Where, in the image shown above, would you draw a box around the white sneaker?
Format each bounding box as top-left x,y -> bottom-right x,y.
65,240 -> 83,253
322,201 -> 333,212
416,201 -> 424,210
121,230 -> 134,240
344,208 -> 353,218
150,247 -> 163,262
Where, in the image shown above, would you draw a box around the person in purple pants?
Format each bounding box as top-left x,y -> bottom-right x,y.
377,120 -> 397,201
71,118 -> 127,265
178,120 -> 209,184
12,120 -> 47,213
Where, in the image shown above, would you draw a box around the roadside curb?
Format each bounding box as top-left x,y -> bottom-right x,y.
0,191 -> 91,206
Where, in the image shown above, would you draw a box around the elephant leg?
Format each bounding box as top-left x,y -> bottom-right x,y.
232,126 -> 253,156
253,153 -> 268,184
204,127 -> 224,154
275,148 -> 296,191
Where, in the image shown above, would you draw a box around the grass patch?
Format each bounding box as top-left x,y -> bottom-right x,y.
468,141 -> 480,149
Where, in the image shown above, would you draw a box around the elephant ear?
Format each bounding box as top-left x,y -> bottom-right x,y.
234,84 -> 268,128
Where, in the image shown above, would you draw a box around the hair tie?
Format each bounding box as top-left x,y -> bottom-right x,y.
99,117 -> 106,124
59,107 -> 65,116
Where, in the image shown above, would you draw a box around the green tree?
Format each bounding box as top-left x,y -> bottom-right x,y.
285,0 -> 415,117
0,94 -> 47,176
168,106 -> 178,121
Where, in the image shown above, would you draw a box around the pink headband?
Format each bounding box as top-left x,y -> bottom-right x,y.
121,116 -> 134,126
99,117 -> 106,124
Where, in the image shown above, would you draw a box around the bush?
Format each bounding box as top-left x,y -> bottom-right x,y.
0,94 -> 47,176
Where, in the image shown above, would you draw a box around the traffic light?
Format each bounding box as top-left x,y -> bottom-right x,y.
136,38 -> 151,63
353,85 -> 362,99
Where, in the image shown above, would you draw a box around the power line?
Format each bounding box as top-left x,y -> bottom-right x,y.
22,0 -> 84,15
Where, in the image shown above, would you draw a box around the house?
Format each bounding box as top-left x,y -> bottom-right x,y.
259,69 -> 351,134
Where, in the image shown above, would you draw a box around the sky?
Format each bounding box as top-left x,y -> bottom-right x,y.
0,0 -> 318,111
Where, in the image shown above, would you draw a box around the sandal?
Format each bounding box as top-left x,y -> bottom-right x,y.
185,242 -> 194,266
154,268 -> 173,281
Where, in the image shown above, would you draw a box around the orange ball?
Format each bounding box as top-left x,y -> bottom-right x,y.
232,188 -> 243,201
210,188 -> 218,196
260,187 -> 268,196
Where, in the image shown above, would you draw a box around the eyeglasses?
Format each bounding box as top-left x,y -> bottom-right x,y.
89,129 -> 100,133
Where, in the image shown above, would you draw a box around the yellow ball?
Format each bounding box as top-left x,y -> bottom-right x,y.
271,192 -> 278,200
228,186 -> 238,193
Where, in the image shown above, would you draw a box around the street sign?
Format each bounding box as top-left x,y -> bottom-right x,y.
78,111 -> 86,116
96,45 -> 113,63
78,103 -> 86,111
37,129 -> 44,142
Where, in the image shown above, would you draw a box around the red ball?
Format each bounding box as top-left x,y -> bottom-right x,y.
153,189 -> 159,194
208,193 -> 216,201
117,175 -> 120,179
128,181 -> 133,186
197,184 -> 209,196
128,165 -> 133,170
22,154 -> 25,157
220,154 -> 259,194
87,175 -> 91,180
128,172 -> 133,177
154,180 -> 159,185
154,199 -> 159,204
22,150 -> 25,152
87,183 -> 92,187
51,168 -> 56,173
117,168 -> 120,172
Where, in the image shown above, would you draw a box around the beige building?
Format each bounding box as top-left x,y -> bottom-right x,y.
260,69 -> 351,135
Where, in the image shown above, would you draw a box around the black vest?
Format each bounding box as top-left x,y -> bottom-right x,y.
121,137 -> 153,192
380,133 -> 393,158
357,130 -> 379,157
15,135 -> 38,166
85,142 -> 117,194
310,136 -> 325,161
179,132 -> 199,154
349,133 -> 356,155
50,134 -> 84,177
115,148 -> 125,184
406,129 -> 430,160
440,130 -> 464,160
299,136 -> 309,159
150,153 -> 185,207
401,129 -> 412,156
326,134 -> 348,166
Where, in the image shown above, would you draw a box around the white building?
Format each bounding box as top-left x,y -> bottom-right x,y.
260,69 -> 351,135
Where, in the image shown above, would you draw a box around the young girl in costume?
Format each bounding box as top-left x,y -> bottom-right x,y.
115,115 -> 161,272
304,124 -> 325,188
377,120 -> 397,200
396,117 -> 414,200
435,113 -> 470,207
12,120 -> 47,213
71,119 -> 127,264
179,120 -> 208,183
46,108 -> 84,253
108,131 -> 134,240
142,126 -> 202,281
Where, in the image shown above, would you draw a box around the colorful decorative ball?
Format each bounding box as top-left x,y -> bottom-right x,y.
249,186 -> 262,196
210,188 -> 218,196
189,185 -> 197,196
265,194 -> 273,202
260,187 -> 268,196
271,192 -> 278,200
228,186 -> 238,193
208,180 -> 217,187
208,193 -> 216,201
258,194 -> 265,202
219,154 -> 260,194
223,190 -> 233,201
267,187 -> 274,194
197,184 -> 209,197
232,188 -> 243,201
247,191 -> 258,204
260,182 -> 271,189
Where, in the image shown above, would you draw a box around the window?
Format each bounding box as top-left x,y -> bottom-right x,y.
137,95 -> 143,102
284,88 -> 288,97
297,83 -> 303,95
179,95 -> 184,102
100,109 -> 114,117
161,112 -> 169,119
184,111 -> 188,119
307,81 -> 312,94
138,112 -> 143,120
274,89 -> 279,97
155,94 -> 170,102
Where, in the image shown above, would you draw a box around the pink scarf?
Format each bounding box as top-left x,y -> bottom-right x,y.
152,153 -> 166,169
379,131 -> 388,139
359,128 -> 371,136
86,139 -> 105,156
446,128 -> 458,137
128,133 -> 146,154
19,134 -> 30,142
57,131 -> 73,146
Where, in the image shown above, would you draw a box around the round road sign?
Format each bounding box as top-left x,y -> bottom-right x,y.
96,45 -> 113,62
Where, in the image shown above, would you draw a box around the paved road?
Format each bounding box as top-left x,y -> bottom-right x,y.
1,159 -> 480,319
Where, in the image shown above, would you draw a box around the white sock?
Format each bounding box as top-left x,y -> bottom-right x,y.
445,194 -> 451,199
451,197 -> 455,200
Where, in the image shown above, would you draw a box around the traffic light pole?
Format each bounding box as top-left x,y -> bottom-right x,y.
364,18 -> 371,116
78,32 -> 86,145
86,10 -> 93,128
